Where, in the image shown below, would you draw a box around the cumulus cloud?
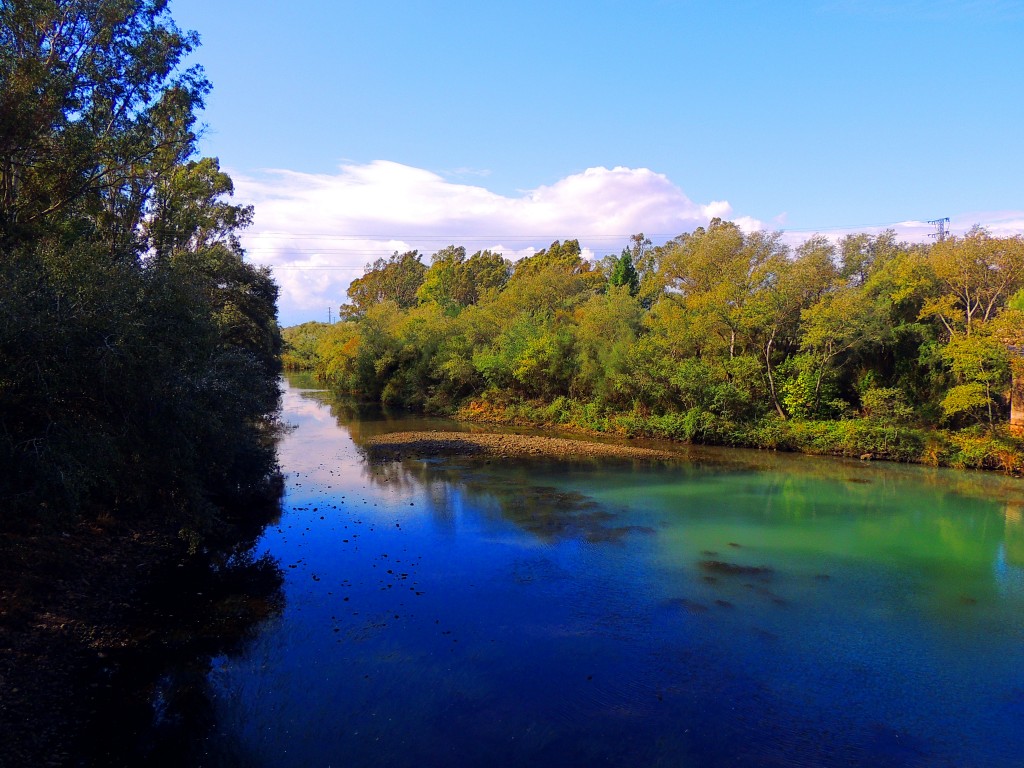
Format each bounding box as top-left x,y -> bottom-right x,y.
233,161 -> 739,325
230,159 -> 1024,326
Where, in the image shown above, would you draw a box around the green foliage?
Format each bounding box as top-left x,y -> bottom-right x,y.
342,250 -> 426,318
860,387 -> 915,425
416,245 -> 466,313
939,331 -> 1010,426
608,249 -> 640,295
308,221 -> 1024,473
513,239 -> 583,276
781,354 -> 848,421
1008,289 -> 1024,312
282,321 -> 331,369
774,420 -> 927,463
923,228 -> 1024,335
572,287 -> 641,404
0,1 -> 282,528
417,246 -> 510,313
944,429 -> 1024,472
472,312 -> 574,399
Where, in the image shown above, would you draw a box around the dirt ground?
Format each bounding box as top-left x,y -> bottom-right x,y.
364,430 -> 678,461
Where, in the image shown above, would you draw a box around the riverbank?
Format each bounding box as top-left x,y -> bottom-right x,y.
452,397 -> 1024,475
0,516 -> 183,766
0,511 -> 283,767
364,431 -> 677,461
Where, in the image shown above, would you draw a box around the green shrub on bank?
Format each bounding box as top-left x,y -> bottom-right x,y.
452,394 -> 1024,473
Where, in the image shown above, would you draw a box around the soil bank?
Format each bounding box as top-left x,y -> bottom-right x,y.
364,430 -> 677,461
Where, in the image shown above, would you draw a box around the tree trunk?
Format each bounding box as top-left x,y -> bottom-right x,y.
764,333 -> 786,419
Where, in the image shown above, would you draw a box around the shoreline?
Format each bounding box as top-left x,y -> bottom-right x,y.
449,400 -> 1024,476
0,516 -> 183,766
0,510 -> 282,767
364,430 -> 677,461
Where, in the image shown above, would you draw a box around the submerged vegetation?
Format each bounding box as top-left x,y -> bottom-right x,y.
288,227 -> 1024,471
0,0 -> 283,529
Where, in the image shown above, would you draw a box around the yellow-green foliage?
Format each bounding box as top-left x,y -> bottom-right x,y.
313,227 -> 1024,472
282,322 -> 331,370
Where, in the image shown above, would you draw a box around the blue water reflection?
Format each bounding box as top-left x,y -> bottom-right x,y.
197,381 -> 1024,767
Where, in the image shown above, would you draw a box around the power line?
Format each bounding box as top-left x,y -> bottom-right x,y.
239,218 -> 956,243
242,232 -> 678,240
241,218 -> 992,272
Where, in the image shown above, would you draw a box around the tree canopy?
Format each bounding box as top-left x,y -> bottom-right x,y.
1,0 -> 282,526
299,225 -> 1024,470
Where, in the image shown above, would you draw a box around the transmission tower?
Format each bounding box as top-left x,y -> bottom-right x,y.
927,217 -> 950,242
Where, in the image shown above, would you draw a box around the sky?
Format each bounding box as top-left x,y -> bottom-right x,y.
169,0 -> 1024,326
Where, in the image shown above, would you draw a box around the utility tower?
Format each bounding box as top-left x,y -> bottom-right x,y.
927,217 -> 950,242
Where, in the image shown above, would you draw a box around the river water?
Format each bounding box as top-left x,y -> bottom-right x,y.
184,377 -> 1024,767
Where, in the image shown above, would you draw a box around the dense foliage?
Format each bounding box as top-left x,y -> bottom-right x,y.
0,1 -> 282,526
295,222 -> 1024,471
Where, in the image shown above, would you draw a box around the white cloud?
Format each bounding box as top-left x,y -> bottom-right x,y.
230,159 -> 1024,326
775,212 -> 1024,248
233,161 -> 729,325
950,211 -> 1024,238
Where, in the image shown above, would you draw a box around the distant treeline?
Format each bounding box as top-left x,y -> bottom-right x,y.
1,2 -> 282,528
285,225 -> 1024,471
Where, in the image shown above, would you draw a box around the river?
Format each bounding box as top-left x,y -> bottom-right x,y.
150,376 -> 1024,766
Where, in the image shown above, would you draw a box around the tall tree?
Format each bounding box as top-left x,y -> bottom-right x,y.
608,248 -> 640,295
343,250 -> 426,318
922,228 -> 1024,336
0,0 -> 207,245
417,246 -> 510,312
0,1 -> 282,521
741,234 -> 836,418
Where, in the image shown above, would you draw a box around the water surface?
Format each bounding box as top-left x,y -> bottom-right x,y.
195,378 -> 1024,767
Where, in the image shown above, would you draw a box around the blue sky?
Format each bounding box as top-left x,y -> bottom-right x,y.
169,0 -> 1024,324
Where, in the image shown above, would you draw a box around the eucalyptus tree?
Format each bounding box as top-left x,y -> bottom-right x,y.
417,246 -> 510,312
343,250 -> 426,318
0,0 -> 207,245
0,1 -> 282,521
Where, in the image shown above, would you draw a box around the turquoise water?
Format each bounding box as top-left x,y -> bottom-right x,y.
194,380 -> 1024,767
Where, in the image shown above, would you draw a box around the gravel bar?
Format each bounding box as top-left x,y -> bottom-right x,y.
364,431 -> 677,461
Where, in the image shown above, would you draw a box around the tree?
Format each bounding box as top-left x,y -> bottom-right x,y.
0,0 -> 208,246
791,236 -> 892,417
417,246 -> 510,312
460,249 -> 510,303
741,234 -> 837,418
511,240 -> 603,290
657,219 -> 770,360
147,157 -> 253,260
839,230 -> 900,286
343,250 -> 426,318
608,248 -> 640,295
940,330 -> 1010,428
0,1 -> 282,522
796,283 -> 889,417
573,287 -> 642,402
922,228 -> 1024,336
417,245 -> 466,313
